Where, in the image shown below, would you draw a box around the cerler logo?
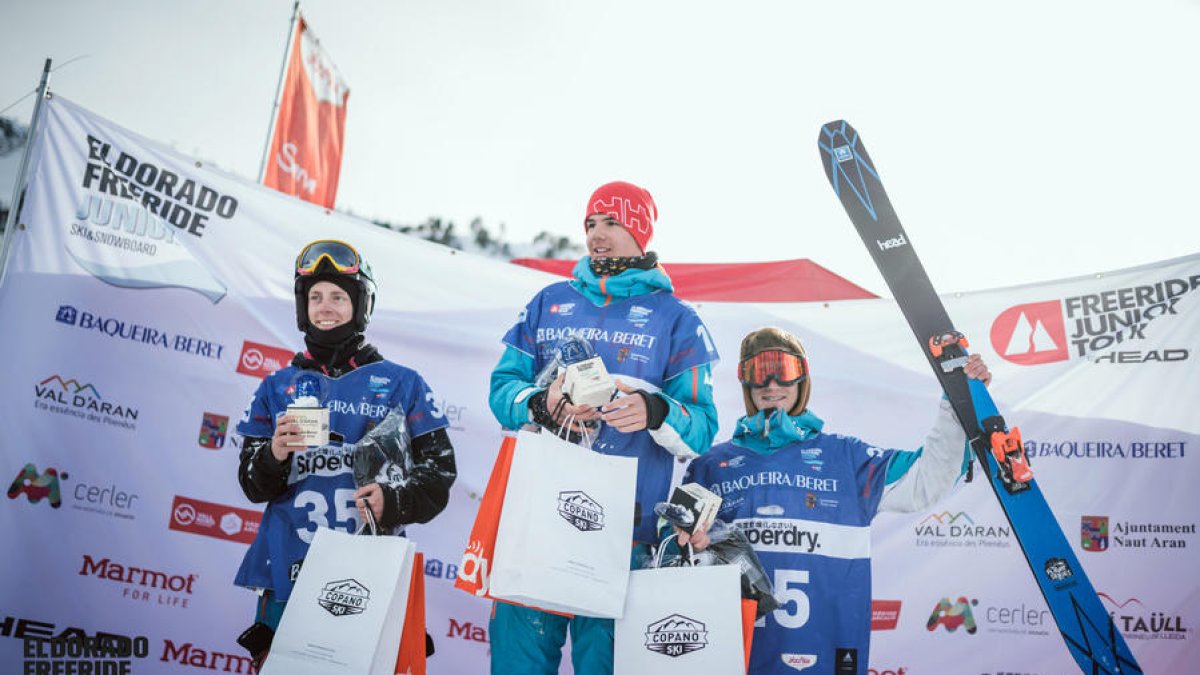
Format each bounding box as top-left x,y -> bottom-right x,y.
991,274 -> 1199,366
926,596 -> 978,634
236,340 -> 293,379
7,463 -> 66,508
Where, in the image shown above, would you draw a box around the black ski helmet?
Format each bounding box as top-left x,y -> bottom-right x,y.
293,239 -> 376,333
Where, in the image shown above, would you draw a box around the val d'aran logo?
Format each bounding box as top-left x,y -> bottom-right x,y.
70,134 -> 235,303
644,614 -> 708,657
556,491 -> 605,531
318,578 -> 370,616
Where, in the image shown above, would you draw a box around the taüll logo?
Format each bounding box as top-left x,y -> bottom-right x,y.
557,491 -> 605,532
1081,515 -> 1109,552
990,300 -> 1069,365
926,596 -> 978,634
318,579 -> 370,616
198,412 -> 228,449
7,463 -> 66,508
644,614 -> 707,657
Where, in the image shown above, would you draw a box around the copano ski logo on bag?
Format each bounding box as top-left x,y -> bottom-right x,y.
990,274 -> 1199,366
644,614 -> 707,657
318,578 -> 371,616
557,491 -> 605,531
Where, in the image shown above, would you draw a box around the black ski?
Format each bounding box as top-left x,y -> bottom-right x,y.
818,120 -> 1141,674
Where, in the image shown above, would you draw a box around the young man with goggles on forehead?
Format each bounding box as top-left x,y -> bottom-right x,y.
233,240 -> 456,668
677,326 -> 991,675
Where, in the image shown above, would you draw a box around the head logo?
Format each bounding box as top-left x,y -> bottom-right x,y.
644,614 -> 707,656
991,300 -> 1069,365
56,305 -> 79,325
926,596 -> 978,634
198,412 -> 228,449
1081,515 -> 1109,552
318,579 -> 370,616
557,491 -> 605,531
8,463 -> 66,508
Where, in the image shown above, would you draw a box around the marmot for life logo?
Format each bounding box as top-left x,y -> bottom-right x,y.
557,491 -> 605,531
645,614 -> 707,657
319,579 -> 370,616
990,300 -> 1069,365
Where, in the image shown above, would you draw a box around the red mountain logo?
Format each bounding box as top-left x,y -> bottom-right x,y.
990,300 -> 1069,365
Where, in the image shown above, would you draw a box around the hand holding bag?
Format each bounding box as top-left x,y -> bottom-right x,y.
261,527 -> 416,675
488,429 -> 637,618
614,564 -> 747,675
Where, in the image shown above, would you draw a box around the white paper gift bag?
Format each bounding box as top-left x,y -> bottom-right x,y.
489,429 -> 638,618
261,527 -> 416,675
614,565 -> 746,674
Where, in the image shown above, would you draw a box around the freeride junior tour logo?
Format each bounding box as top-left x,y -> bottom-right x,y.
990,274 -> 1198,366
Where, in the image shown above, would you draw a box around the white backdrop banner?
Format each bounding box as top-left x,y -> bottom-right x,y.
1,96 -> 1196,674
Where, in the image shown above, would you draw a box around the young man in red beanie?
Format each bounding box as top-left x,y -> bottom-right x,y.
488,181 -> 720,674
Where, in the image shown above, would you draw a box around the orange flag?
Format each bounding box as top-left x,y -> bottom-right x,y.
262,15 -> 349,208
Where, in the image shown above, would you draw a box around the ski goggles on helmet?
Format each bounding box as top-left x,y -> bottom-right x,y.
737,350 -> 807,388
295,240 -> 362,277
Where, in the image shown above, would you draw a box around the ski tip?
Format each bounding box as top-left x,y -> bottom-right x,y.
819,119 -> 855,140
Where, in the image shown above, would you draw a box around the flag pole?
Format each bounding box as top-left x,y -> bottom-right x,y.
257,0 -> 301,182
0,58 -> 54,289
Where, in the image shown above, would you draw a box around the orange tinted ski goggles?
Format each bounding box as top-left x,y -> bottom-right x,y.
737,350 -> 807,388
295,240 -> 362,276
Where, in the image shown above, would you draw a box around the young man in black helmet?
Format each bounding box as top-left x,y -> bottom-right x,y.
679,326 -> 991,675
233,239 -> 456,666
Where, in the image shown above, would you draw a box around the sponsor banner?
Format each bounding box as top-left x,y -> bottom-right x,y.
167,495 -> 259,545
2,96 -> 1198,673
261,15 -> 350,208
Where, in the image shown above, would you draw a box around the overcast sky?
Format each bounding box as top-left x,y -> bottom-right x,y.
2,0 -> 1198,295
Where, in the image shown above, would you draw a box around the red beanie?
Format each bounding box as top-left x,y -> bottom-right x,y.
584,181 -> 657,252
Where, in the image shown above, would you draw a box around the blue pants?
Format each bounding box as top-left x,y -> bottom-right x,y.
489,602 -> 613,675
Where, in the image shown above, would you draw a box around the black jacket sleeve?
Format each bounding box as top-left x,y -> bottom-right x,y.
377,427 -> 457,530
237,436 -> 291,503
